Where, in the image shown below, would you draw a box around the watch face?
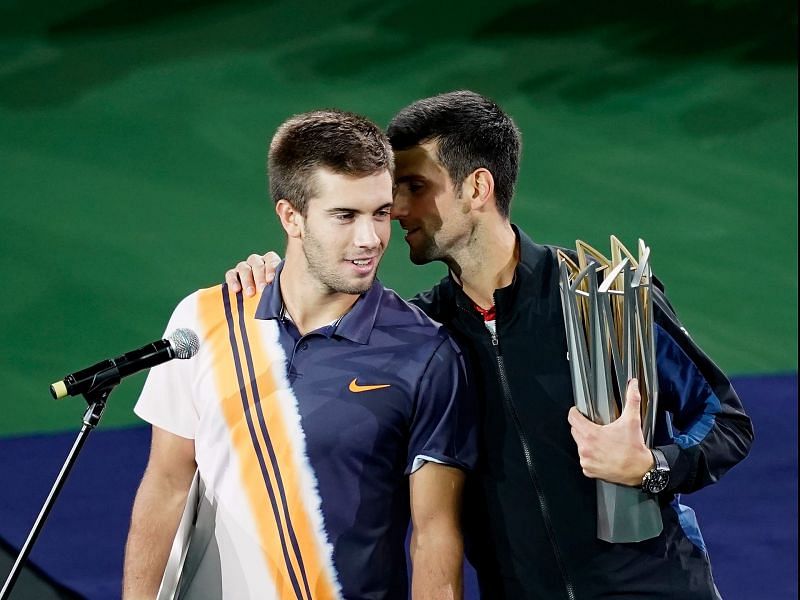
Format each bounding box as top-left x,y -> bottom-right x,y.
645,469 -> 669,494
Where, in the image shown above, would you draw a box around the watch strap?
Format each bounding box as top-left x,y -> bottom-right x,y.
651,447 -> 668,471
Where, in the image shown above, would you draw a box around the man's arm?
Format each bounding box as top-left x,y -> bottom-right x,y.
222,252 -> 448,322
123,425 -> 196,599
409,462 -> 465,600
647,288 -> 754,494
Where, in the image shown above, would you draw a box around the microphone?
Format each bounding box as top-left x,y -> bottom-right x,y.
50,328 -> 200,399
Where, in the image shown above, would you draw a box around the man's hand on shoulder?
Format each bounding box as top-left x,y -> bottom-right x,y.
567,379 -> 654,487
224,251 -> 282,296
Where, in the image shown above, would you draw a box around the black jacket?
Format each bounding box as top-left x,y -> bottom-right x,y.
411,227 -> 753,599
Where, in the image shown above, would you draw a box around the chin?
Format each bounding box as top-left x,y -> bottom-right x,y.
405,237 -> 441,266
408,246 -> 438,266
409,253 -> 433,266
333,278 -> 375,295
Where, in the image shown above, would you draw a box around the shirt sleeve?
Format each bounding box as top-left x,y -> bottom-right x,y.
405,335 -> 478,475
134,293 -> 200,440
652,286 -> 754,494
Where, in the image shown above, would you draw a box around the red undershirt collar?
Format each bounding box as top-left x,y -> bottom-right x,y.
472,302 -> 496,322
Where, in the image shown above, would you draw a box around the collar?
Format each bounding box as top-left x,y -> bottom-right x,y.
254,261 -> 382,345
511,223 -> 552,281
447,224 -> 552,313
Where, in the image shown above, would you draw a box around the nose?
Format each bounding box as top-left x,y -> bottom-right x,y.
391,188 -> 409,219
354,216 -> 381,249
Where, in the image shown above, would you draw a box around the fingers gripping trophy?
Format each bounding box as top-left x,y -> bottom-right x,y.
558,236 -> 662,543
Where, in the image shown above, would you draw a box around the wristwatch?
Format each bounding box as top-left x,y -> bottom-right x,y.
641,448 -> 670,494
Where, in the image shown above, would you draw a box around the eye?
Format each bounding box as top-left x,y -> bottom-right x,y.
394,180 -> 425,197
374,209 -> 392,219
334,212 -> 355,221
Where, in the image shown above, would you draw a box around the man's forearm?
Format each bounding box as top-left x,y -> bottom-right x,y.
410,527 -> 463,600
122,470 -> 192,599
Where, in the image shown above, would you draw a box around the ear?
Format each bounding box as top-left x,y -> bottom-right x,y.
275,199 -> 303,238
462,168 -> 495,211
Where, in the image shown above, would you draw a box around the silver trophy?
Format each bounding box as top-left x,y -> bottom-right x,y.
558,236 -> 662,543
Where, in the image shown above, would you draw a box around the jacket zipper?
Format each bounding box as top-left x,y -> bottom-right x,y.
487,325 -> 577,600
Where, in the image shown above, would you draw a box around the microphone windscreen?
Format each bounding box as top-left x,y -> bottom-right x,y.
167,328 -> 200,360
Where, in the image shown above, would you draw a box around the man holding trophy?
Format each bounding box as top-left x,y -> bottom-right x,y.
226,91 -> 754,598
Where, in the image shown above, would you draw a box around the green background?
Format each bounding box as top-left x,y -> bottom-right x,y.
1,0 -> 796,436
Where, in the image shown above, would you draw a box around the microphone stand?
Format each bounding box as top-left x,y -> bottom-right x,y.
1,378 -> 118,600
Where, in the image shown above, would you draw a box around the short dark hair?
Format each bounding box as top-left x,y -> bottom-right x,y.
268,109 -> 393,214
387,90 -> 521,218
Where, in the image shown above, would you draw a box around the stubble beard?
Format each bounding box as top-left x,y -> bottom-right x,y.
303,223 -> 377,295
408,237 -> 440,265
407,227 -> 452,266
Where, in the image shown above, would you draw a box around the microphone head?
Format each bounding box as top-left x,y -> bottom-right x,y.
167,328 -> 200,359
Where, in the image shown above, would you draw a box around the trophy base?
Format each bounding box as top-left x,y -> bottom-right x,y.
596,480 -> 663,543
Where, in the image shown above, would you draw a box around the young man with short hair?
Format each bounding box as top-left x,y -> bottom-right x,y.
124,109 -> 476,599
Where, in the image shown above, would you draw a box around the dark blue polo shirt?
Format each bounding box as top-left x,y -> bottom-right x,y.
254,263 -> 476,599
